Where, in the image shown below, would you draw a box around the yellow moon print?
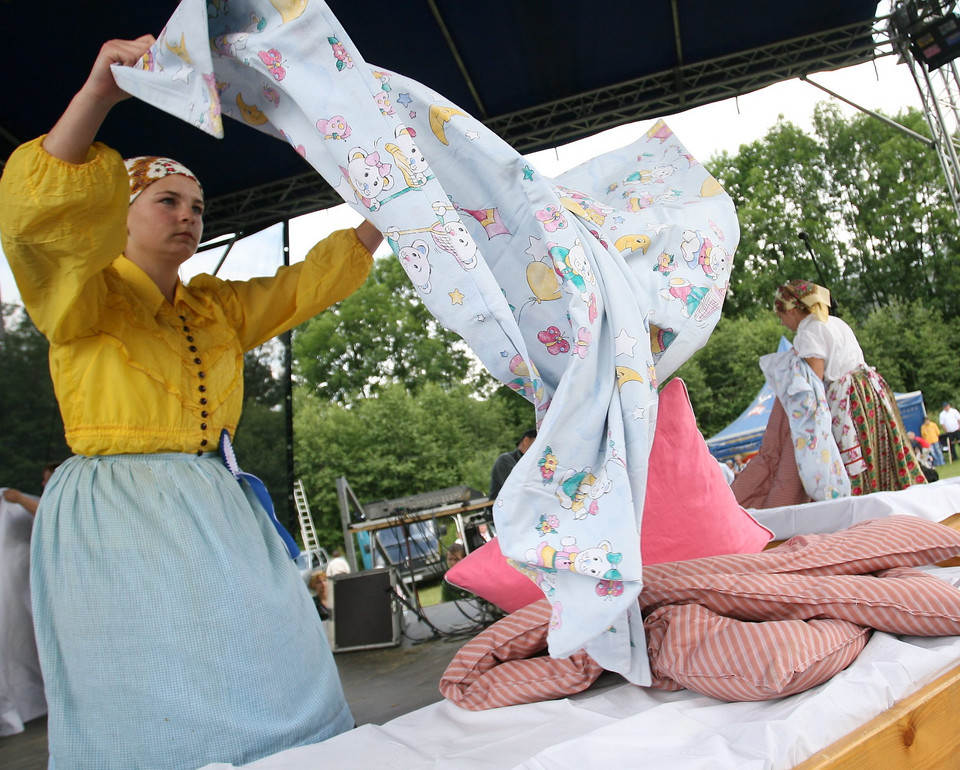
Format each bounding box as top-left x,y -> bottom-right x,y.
700,175 -> 724,197
236,93 -> 269,125
614,234 -> 651,254
429,105 -> 467,146
615,366 -> 644,390
166,33 -> 192,64
270,0 -> 308,24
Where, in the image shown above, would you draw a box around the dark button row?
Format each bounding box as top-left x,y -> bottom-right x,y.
180,315 -> 211,455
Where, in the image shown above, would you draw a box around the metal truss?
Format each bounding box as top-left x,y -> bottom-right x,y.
200,19 -> 883,241
889,1 -> 960,218
488,20 -> 882,154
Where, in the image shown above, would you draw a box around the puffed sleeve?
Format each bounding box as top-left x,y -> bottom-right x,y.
793,319 -> 828,362
193,228 -> 374,351
0,137 -> 128,342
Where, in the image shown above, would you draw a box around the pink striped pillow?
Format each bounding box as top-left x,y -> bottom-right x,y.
642,567 -> 960,637
645,604 -> 869,700
641,514 -> 960,584
439,598 -> 603,710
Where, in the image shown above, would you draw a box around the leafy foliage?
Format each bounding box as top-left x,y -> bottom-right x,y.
234,340 -> 293,529
293,255 -> 489,404
854,300 -> 960,408
0,307 -> 70,492
712,105 -> 960,322
292,382 -> 529,552
673,315 -> 784,437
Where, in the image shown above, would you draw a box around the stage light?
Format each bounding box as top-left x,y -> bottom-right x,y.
908,13 -> 960,70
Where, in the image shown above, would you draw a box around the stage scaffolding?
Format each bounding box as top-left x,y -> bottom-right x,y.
890,1 -> 960,218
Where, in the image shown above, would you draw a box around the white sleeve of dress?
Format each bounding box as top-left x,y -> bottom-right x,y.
793,320 -> 828,361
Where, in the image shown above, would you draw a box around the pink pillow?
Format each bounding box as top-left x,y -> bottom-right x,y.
445,377 -> 773,612
641,378 -> 773,563
445,538 -> 543,613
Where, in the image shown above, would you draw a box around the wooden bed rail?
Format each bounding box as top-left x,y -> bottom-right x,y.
794,510 -> 960,768
793,661 -> 960,769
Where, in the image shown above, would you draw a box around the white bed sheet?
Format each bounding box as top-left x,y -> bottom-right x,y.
748,476 -> 960,540
0,492 -> 46,736
202,568 -> 960,770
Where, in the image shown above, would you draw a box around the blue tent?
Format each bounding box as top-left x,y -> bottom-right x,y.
705,338 -> 926,462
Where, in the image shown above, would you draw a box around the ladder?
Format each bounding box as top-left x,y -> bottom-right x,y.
294,479 -> 321,557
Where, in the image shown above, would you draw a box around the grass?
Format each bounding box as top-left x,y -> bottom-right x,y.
934,457 -> 960,481
415,580 -> 443,607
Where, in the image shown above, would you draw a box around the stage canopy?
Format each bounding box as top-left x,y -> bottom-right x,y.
1,1 -> 885,241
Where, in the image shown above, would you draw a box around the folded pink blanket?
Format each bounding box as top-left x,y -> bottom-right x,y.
440,515 -> 960,708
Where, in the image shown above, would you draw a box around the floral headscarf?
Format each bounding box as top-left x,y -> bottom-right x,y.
124,156 -> 202,204
775,280 -> 831,323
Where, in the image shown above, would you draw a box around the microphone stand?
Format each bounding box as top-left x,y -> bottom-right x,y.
797,231 -> 840,316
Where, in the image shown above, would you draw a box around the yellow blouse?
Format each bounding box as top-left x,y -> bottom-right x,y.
0,137 -> 372,456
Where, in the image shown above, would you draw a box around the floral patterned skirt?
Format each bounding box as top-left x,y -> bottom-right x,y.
826,367 -> 926,495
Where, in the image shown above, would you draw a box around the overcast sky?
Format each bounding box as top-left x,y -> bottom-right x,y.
0,47 -> 929,307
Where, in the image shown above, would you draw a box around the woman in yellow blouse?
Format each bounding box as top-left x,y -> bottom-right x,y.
0,37 -> 381,769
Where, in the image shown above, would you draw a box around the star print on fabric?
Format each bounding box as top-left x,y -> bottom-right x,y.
396,92 -> 412,107
632,405 -> 646,420
615,329 -> 638,357
524,235 -> 543,259
449,289 -> 465,305
465,130 -> 479,140
173,64 -> 194,83
409,111 -> 416,119
522,165 -> 535,181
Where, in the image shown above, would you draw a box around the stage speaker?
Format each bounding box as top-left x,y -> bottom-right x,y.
330,568 -> 401,652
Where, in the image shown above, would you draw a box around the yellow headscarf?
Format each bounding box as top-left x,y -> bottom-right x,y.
774,280 -> 831,323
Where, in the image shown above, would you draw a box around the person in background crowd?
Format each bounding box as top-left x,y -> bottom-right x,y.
921,414 -> 945,466
326,549 -> 352,577
490,428 -> 537,499
939,401 -> 960,461
1,462 -> 61,516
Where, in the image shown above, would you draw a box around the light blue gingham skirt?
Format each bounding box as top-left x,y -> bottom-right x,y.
32,453 -> 353,769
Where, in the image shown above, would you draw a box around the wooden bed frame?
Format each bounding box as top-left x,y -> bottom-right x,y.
795,661 -> 960,769
796,511 -> 960,768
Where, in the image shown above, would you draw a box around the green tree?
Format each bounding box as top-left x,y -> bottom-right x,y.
711,104 -> 960,322
672,314 -> 784,438
292,382 -> 521,550
711,118 -> 841,317
293,256 -> 489,404
813,104 -> 960,319
233,342 -> 292,529
854,300 -> 960,407
0,307 -> 70,492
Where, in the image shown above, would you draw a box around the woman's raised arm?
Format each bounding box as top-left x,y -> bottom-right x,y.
43,35 -> 155,164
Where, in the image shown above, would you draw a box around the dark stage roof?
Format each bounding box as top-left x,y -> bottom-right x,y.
2,1 -> 884,240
